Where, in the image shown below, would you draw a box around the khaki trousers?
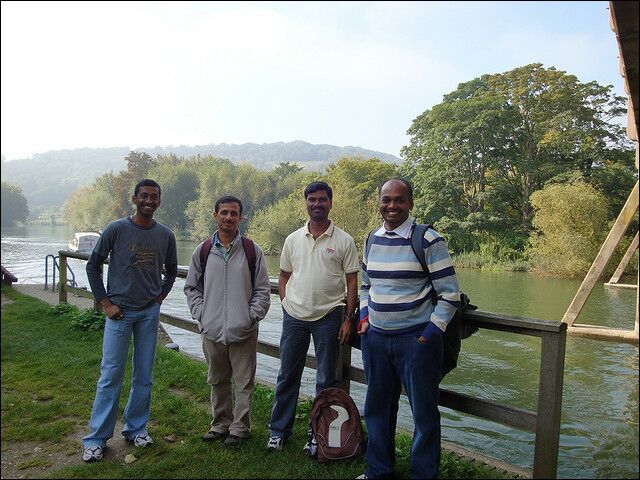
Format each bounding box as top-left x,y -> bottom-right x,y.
201,332 -> 257,438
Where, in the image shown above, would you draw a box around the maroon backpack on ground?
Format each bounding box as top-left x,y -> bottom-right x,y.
309,387 -> 365,463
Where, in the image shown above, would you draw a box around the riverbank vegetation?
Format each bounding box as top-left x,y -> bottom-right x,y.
1,181 -> 29,227
0,285 -> 513,479
61,64 -> 638,278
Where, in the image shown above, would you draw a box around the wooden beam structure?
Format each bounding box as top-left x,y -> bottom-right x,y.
562,182 -> 638,328
605,232 -> 638,288
561,3 -> 639,343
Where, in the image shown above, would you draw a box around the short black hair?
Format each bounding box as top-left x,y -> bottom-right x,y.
304,181 -> 333,201
379,178 -> 413,202
134,179 -> 161,197
215,195 -> 243,214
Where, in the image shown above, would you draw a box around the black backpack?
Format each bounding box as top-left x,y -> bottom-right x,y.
198,235 -> 257,288
309,387 -> 365,463
362,223 -> 477,379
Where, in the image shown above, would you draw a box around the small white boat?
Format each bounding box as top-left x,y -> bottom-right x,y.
68,232 -> 100,253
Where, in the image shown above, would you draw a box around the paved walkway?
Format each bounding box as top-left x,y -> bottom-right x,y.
14,284 -> 95,309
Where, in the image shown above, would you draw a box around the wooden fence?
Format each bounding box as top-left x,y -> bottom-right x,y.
57,250 -> 566,478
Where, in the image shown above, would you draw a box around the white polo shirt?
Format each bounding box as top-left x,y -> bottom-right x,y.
280,220 -> 359,321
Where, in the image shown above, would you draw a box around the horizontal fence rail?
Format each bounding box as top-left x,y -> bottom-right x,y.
58,250 -> 566,478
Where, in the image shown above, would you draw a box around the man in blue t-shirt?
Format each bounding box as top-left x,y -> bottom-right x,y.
82,179 -> 178,463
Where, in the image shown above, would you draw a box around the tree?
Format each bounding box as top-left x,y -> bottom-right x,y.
246,157 -> 398,255
62,175 -> 117,231
325,157 -> 398,246
268,162 -> 306,199
529,182 -> 609,277
1,181 -> 29,226
148,158 -> 199,236
247,194 -> 306,255
109,151 -> 158,218
402,63 -> 631,237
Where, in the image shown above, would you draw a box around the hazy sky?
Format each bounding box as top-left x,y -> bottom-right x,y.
0,1 -> 626,161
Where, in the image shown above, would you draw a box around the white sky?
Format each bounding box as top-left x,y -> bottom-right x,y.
0,1 -> 627,161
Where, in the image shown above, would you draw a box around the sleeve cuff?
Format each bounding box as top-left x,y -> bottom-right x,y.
421,322 -> 444,339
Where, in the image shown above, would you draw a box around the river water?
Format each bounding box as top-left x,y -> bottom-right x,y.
1,224 -> 638,478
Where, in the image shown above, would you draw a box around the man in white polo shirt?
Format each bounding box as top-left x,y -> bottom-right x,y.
266,181 -> 359,452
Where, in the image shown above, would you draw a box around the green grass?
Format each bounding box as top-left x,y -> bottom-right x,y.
1,285 -> 514,478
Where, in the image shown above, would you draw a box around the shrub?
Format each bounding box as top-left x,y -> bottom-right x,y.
70,309 -> 105,331
49,304 -> 104,331
529,182 -> 609,277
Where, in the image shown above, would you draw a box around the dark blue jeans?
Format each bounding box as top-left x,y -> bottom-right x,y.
361,327 -> 443,479
268,307 -> 343,439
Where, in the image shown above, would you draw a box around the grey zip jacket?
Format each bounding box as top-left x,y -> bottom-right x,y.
184,233 -> 271,345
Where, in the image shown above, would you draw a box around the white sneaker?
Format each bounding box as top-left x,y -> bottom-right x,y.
266,435 -> 284,451
131,433 -> 153,447
82,445 -> 104,462
303,436 -> 318,457
356,475 -> 368,479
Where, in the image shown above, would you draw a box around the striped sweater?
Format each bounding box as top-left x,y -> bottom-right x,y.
359,218 -> 460,337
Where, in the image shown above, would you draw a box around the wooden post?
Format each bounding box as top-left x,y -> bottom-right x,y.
633,268 -> 640,338
532,324 -> 567,479
563,181 -> 639,326
606,232 -> 638,285
58,252 -> 68,304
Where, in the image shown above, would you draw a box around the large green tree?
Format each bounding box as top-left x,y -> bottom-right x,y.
1,181 -> 29,226
402,63 -> 631,239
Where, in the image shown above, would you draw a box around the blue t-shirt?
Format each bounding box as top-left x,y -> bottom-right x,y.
86,216 -> 178,310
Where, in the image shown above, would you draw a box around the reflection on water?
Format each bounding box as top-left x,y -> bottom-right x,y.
2,224 -> 638,479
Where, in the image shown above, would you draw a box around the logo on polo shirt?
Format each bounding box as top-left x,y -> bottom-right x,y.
326,247 -> 336,254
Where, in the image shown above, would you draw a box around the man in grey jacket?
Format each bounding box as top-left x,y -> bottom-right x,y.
184,195 -> 271,447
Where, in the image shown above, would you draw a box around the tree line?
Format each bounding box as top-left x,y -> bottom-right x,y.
52,64 -> 639,277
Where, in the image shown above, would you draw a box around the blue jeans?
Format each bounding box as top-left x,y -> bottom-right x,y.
361,327 -> 443,479
83,302 -> 161,448
268,307 -> 343,439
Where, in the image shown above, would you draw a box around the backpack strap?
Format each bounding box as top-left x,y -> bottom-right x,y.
198,235 -> 257,289
364,229 -> 375,264
410,223 -> 440,304
198,237 -> 214,285
409,223 -> 430,274
241,236 -> 257,290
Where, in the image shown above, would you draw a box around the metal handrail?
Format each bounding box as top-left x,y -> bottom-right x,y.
45,254 -> 77,291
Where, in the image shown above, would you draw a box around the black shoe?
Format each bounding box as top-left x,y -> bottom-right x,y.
202,430 -> 228,442
223,434 -> 247,447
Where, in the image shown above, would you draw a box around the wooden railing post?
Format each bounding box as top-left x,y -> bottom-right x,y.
58,252 -> 68,304
532,324 -> 567,478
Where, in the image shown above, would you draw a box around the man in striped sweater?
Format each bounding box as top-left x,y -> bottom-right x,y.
357,178 -> 460,479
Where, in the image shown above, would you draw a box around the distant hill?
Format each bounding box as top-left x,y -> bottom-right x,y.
0,141 -> 401,212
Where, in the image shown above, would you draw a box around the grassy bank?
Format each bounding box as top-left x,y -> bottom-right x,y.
1,285 -> 513,479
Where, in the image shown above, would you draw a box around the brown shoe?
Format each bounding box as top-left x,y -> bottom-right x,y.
202,430 -> 227,442
223,434 -> 247,447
